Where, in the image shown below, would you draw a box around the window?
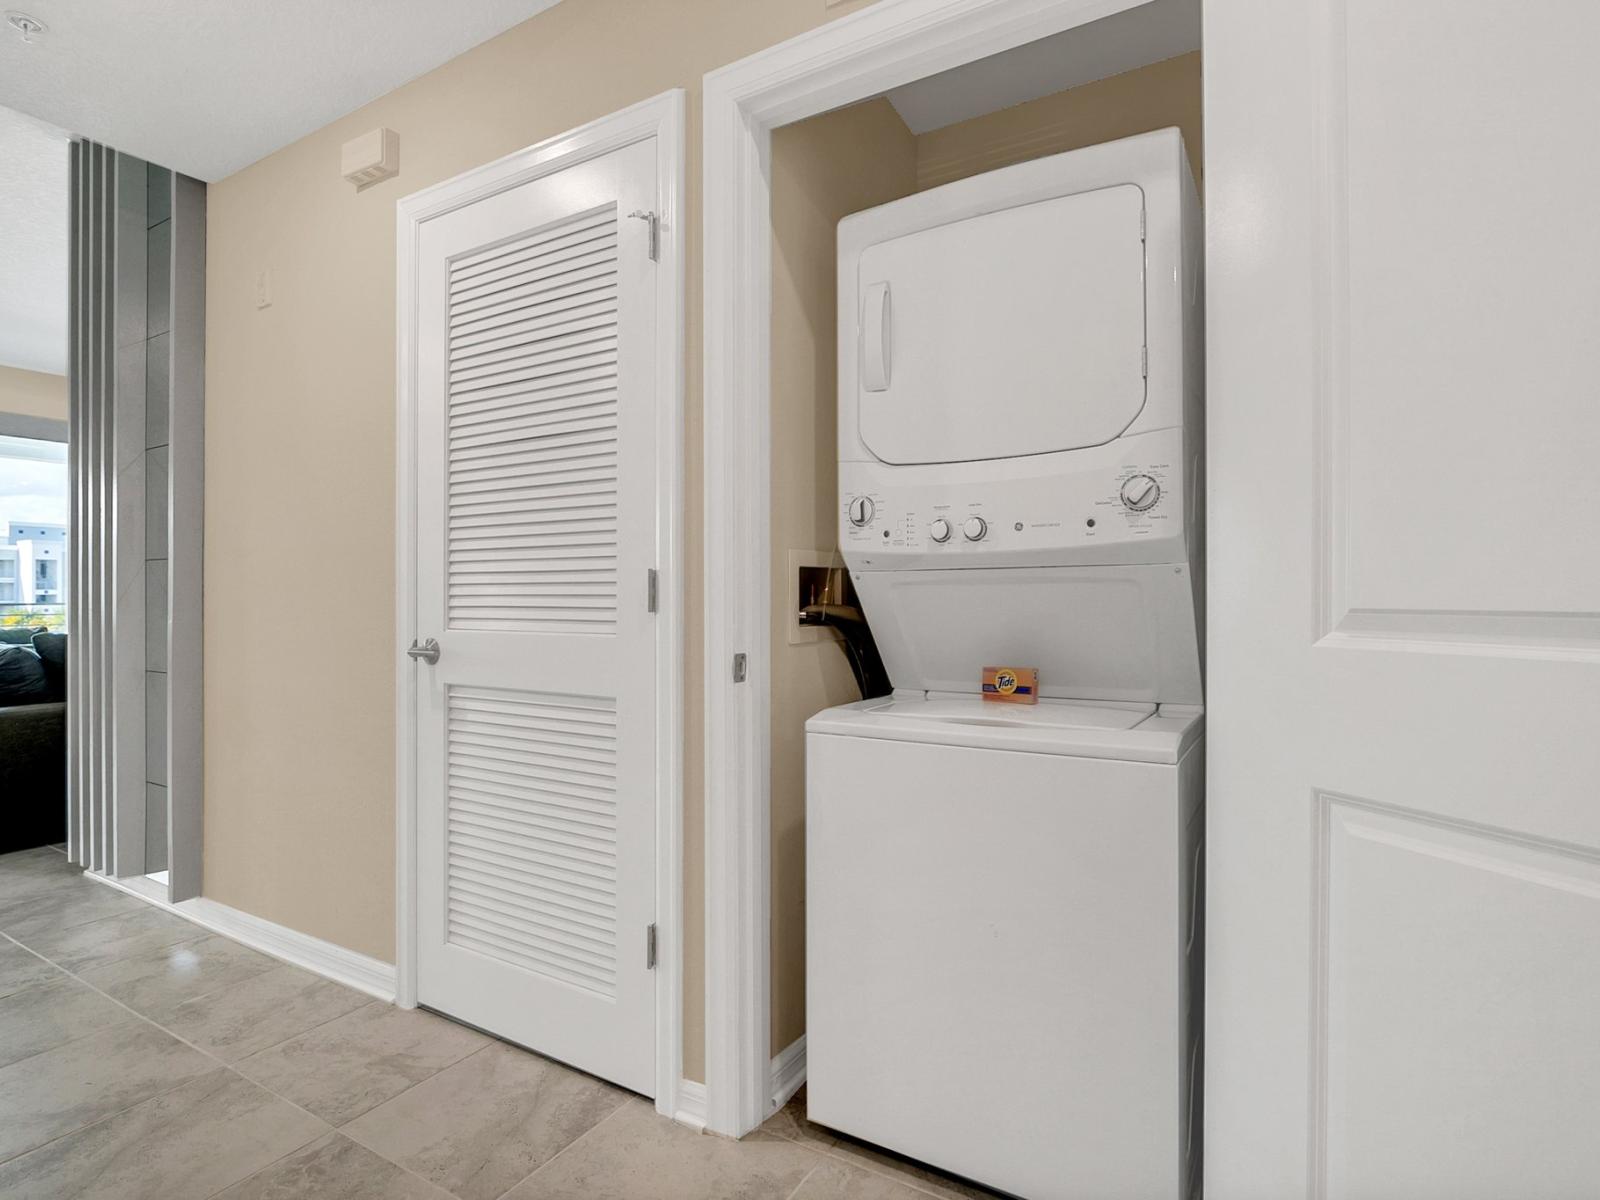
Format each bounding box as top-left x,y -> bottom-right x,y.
0,433 -> 68,632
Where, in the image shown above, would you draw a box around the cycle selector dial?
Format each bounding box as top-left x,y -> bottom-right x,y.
929,518 -> 952,543
1120,475 -> 1160,512
847,495 -> 875,527
962,516 -> 988,542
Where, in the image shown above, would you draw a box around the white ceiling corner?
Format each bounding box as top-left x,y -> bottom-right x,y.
0,0 -> 570,182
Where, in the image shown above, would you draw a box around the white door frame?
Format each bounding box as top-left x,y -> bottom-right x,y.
395,89 -> 686,1117
701,0 -> 1172,1138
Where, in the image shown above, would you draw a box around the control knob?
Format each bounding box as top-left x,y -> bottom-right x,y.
962,516 -> 988,542
1120,475 -> 1160,512
929,518 -> 952,543
847,495 -> 875,527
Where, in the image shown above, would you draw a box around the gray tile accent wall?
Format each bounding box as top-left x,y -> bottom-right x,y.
144,568 -> 167,672
146,161 -> 171,228
145,446 -> 168,560
143,172 -> 175,873
110,154 -> 150,872
144,333 -> 169,450
69,146 -> 194,886
146,219 -> 171,339
145,784 -> 168,873
144,672 -> 167,788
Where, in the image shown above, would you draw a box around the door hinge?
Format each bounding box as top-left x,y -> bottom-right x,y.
646,923 -> 658,970
646,568 -> 659,613
732,652 -> 747,683
628,209 -> 659,262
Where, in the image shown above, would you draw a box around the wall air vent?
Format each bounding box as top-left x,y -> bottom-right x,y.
341,127 -> 399,189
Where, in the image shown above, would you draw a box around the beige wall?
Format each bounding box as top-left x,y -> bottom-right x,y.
761,54 -> 1203,1057
0,364 -> 68,423
203,0 -> 879,1085
916,52 -> 1203,191
768,100 -> 917,1055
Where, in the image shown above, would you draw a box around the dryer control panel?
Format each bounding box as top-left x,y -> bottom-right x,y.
840,430 -> 1190,571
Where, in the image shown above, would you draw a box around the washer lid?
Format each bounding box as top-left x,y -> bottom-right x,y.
850,563 -> 1204,706
869,695 -> 1155,731
806,695 -> 1202,764
856,183 -> 1147,466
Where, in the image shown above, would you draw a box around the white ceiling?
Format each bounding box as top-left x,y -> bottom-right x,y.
885,0 -> 1200,134
0,0 -> 568,182
0,105 -> 69,375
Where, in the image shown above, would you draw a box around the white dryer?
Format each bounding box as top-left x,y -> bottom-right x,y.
806,129 -> 1204,1200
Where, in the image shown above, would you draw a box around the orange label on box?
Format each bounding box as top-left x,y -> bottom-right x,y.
982,666 -> 1039,704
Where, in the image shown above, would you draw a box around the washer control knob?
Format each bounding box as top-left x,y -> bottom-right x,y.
962,516 -> 988,542
847,495 -> 875,527
1120,474 -> 1160,512
929,518 -> 952,543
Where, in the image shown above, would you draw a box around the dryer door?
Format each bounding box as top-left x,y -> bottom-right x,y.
856,183 -> 1147,465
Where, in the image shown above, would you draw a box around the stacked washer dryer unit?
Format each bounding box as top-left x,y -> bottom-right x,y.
805,129 -> 1204,1200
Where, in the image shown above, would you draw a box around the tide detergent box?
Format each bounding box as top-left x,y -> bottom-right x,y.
981,666 -> 1039,704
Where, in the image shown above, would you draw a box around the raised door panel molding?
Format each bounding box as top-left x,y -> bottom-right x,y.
1312,792 -> 1600,1199
1315,0 -> 1600,659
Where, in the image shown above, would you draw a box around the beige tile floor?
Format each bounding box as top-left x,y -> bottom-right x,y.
0,847 -> 1000,1200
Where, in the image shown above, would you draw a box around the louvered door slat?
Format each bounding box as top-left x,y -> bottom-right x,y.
450,296 -> 618,354
451,315 -> 619,370
452,206 -> 615,274
446,204 -> 620,634
445,685 -> 620,999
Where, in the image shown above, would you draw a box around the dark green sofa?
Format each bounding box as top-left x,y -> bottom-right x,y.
0,629 -> 67,853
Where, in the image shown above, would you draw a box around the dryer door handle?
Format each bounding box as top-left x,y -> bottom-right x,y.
861,281 -> 891,392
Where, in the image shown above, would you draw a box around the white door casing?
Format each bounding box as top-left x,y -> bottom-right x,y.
397,93 -> 684,1105
700,0 -> 1189,1139
1206,4 -> 1600,1198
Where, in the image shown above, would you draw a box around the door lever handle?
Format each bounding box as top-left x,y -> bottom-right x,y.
407,638 -> 440,665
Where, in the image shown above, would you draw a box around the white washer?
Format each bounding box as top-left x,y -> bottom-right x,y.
807,129 -> 1204,1200
807,697 -> 1203,1200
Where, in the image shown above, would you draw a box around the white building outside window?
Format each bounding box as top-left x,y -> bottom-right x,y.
0,435 -> 69,631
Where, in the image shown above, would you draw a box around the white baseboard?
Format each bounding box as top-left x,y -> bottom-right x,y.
674,1079 -> 708,1131
89,872 -> 397,1001
770,1034 -> 807,1112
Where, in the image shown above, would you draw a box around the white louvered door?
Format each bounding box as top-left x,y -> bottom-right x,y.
413,137 -> 659,1094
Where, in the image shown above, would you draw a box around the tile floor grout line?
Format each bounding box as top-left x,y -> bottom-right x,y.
0,924 -> 346,1174
7,867 -> 494,1194
195,1134 -> 318,1200
205,993 -> 384,1068
767,1118 -> 984,1200
1,935 -> 359,1191
782,1161 -> 824,1200
813,1139 -> 984,1200
335,1039 -> 496,1133
3,860 -> 478,1197
4,925 -> 267,1070
6,892 -> 207,963
13,872 -> 370,1057
488,1092 -> 636,1199
197,1128 -> 457,1200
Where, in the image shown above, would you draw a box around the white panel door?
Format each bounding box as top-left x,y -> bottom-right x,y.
1206,3 -> 1600,1198
414,138 -> 659,1094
